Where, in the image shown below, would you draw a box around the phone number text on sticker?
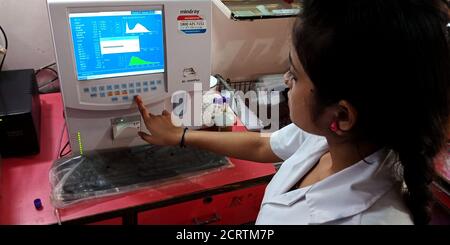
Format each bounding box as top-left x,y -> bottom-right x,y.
177,15 -> 207,34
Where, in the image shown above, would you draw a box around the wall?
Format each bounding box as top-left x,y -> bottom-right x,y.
0,0 -> 55,70
211,5 -> 294,82
0,0 -> 294,81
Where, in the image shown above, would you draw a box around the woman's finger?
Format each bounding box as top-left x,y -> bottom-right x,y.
138,131 -> 155,144
135,95 -> 153,121
162,109 -> 170,117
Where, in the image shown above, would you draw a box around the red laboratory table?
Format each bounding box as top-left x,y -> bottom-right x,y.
0,93 -> 276,225
432,146 -> 450,214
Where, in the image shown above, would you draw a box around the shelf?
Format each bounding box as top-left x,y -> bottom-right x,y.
213,0 -> 302,20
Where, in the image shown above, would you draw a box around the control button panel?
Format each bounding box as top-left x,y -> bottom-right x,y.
80,80 -> 164,104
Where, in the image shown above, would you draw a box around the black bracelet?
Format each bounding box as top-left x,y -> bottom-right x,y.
179,127 -> 188,148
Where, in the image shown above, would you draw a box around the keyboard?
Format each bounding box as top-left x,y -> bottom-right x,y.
50,145 -> 231,204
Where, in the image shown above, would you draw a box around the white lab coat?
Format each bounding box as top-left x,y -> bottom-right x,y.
256,124 -> 413,225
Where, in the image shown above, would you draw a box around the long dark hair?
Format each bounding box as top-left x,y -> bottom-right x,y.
293,0 -> 450,224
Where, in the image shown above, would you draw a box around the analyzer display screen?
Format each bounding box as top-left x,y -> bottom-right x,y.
69,9 -> 165,81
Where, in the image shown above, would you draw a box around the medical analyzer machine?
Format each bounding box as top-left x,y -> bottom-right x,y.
48,0 -> 211,153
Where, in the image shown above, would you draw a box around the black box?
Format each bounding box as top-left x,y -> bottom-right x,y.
0,69 -> 41,157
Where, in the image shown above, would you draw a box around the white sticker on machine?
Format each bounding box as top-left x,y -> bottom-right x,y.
177,15 -> 207,34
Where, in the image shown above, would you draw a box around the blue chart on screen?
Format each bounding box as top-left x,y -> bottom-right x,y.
69,10 -> 165,80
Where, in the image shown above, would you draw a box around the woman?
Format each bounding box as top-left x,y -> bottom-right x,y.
135,0 -> 449,224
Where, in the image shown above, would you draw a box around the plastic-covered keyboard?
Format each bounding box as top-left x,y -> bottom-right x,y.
50,145 -> 231,205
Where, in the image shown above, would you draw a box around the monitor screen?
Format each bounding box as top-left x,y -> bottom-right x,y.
69,9 -> 165,81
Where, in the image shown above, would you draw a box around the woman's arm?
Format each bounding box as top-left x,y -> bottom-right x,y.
184,130 -> 281,163
135,96 -> 282,163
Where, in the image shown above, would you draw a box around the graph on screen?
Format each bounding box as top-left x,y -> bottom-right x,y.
69,10 -> 165,81
126,22 -> 151,33
129,56 -> 160,66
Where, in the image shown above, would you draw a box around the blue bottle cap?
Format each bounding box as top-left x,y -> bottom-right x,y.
34,198 -> 43,210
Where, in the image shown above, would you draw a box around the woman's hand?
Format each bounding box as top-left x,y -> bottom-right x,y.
135,95 -> 184,146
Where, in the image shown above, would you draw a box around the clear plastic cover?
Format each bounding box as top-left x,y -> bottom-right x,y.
49,145 -> 233,208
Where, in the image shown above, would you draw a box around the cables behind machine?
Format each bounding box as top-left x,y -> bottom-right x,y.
0,25 -> 8,119
0,25 -> 8,72
36,62 -> 57,76
35,62 -> 60,93
56,121 -> 71,159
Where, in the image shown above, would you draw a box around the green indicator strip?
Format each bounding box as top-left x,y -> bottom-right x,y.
77,131 -> 83,155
